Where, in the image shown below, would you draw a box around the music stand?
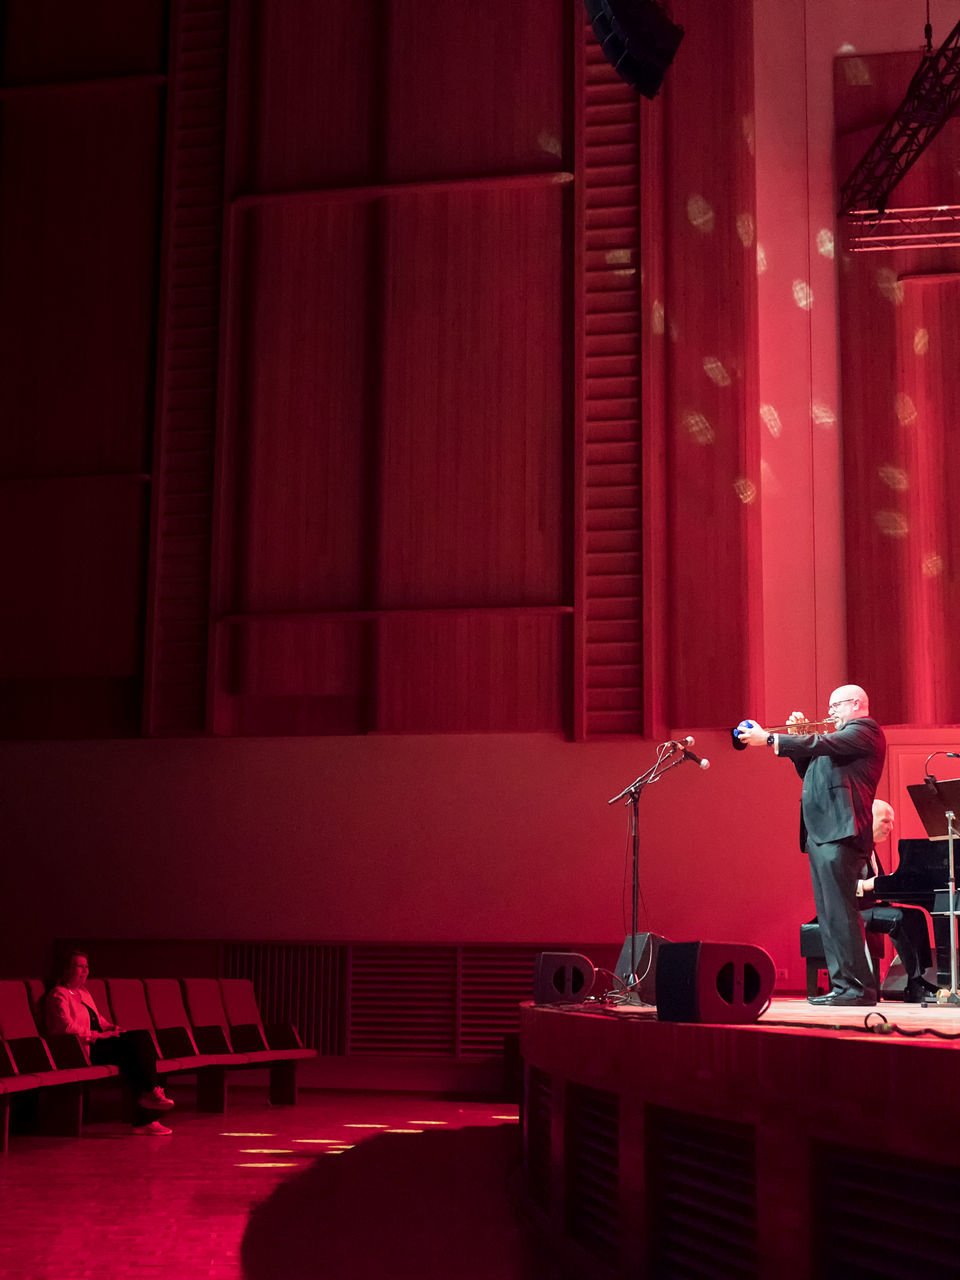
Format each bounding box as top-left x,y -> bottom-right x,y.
907,778 -> 960,1005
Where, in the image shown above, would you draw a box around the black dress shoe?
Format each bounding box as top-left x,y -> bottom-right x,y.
808,989 -> 844,1004
808,991 -> 877,1007
904,978 -> 938,1003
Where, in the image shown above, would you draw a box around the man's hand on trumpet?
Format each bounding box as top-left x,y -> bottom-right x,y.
735,721 -> 769,747
785,711 -> 806,735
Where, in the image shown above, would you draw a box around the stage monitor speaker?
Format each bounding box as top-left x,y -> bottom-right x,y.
655,941 -> 775,1023
614,932 -> 669,1004
534,952 -> 596,1005
584,0 -> 684,99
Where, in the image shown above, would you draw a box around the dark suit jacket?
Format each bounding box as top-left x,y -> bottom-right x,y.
776,717 -> 886,853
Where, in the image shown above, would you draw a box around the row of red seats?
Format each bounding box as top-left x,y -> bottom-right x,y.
0,977 -> 316,1152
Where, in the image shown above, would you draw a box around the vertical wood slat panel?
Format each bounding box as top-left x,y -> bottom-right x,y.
145,0 -> 229,735
579,22 -> 643,737
378,185 -> 569,611
836,53 -> 960,726
660,0 -> 761,729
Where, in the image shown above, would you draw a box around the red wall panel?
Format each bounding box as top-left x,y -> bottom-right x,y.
385,0 -> 568,182
378,184 -> 569,610
230,0 -> 380,193
0,86 -> 164,478
0,0 -> 166,84
223,202 -> 376,614
836,52 -> 960,724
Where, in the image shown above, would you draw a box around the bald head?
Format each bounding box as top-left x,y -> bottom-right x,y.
829,684 -> 869,728
872,799 -> 894,843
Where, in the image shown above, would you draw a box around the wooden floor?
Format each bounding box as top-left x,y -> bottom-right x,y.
0,1090 -> 549,1280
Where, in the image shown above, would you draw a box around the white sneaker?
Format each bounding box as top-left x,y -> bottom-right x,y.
132,1120 -> 172,1136
139,1087 -> 175,1111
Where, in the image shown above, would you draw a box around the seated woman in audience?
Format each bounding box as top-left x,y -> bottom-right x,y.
45,948 -> 174,1136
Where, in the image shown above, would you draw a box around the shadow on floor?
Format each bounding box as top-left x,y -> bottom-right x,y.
241,1124 -> 557,1280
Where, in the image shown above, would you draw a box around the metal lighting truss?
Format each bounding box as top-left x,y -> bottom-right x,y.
838,16 -> 960,225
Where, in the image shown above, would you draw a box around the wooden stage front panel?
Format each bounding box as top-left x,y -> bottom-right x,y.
519,999 -> 960,1280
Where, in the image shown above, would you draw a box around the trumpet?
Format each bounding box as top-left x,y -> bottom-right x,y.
730,715 -> 836,750
764,717 -> 837,734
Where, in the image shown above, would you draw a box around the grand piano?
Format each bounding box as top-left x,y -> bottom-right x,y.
875,838 -> 959,986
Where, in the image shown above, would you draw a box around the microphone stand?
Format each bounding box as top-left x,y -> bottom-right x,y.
608,745 -> 686,1004
919,763 -> 960,1007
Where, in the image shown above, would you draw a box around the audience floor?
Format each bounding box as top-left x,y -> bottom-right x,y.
0,1089 -> 554,1280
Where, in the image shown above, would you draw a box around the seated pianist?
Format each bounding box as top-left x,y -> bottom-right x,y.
859,800 -> 937,1002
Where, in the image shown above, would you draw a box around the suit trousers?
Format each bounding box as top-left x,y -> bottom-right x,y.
860,904 -> 932,981
807,838 -> 876,996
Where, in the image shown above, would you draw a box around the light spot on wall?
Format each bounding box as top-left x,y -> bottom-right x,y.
736,213 -> 755,247
811,401 -> 836,428
914,328 -> 930,354
878,464 -> 908,491
651,300 -> 665,334
757,244 -> 767,274
760,403 -> 782,437
611,268 -> 637,279
792,280 -> 814,310
682,410 -> 714,444
668,318 -> 680,343
816,229 -> 834,259
687,194 -> 715,234
875,511 -> 909,538
922,553 -> 944,577
537,130 -> 562,157
843,57 -> 872,86
703,356 -> 731,386
734,477 -> 757,504
742,113 -> 755,156
606,249 -> 632,265
760,459 -> 779,493
895,392 -> 918,426
876,267 -> 904,304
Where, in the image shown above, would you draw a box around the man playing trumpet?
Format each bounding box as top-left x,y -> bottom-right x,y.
737,685 -> 886,1006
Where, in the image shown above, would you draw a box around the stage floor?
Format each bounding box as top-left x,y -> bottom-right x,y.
590,992 -> 960,1037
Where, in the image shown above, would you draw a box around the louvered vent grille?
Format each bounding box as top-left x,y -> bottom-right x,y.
347,946 -> 459,1056
525,1066 -> 553,1212
459,947 -> 542,1057
222,942 -> 347,1054
648,1107 -> 757,1279
814,1142 -> 960,1277
580,23 -> 643,737
565,1083 -> 620,1263
220,941 -> 548,1059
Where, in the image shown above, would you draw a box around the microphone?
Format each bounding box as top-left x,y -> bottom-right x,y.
675,735 -> 710,770
683,747 -> 710,770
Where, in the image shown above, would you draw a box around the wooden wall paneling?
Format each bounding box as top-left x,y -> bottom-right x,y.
211,197 -> 378,734
226,201 -> 376,615
375,609 -> 568,733
144,0 -> 229,736
0,0 -> 167,85
0,82 -> 165,479
378,181 -> 570,611
660,0 -> 761,729
578,20 -> 643,738
895,276 -> 960,724
0,476 -> 150,736
227,0 -> 380,195
835,52 -> 960,726
385,0 -> 568,183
